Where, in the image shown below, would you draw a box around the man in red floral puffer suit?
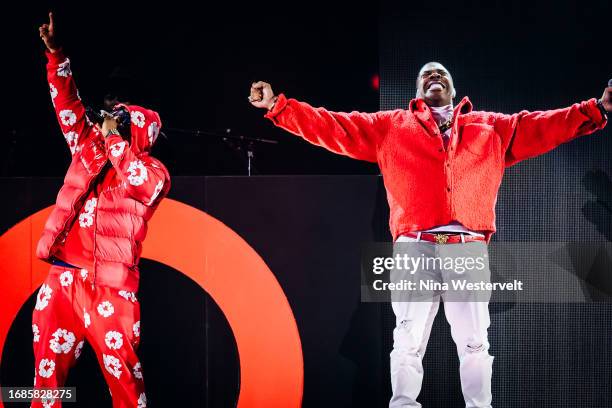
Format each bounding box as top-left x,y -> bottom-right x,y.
249,63 -> 610,407
32,13 -> 170,408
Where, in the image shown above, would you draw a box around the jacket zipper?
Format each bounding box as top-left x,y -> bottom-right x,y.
447,118 -> 458,219
91,163 -> 112,287
51,164 -> 103,253
92,191 -> 99,289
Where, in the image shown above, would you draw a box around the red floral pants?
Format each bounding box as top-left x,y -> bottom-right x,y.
31,265 -> 146,408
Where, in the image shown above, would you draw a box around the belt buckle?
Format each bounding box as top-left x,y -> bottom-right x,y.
434,234 -> 449,244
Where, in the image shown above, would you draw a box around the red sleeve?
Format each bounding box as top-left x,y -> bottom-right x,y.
494,98 -> 607,167
104,135 -> 171,206
264,94 -> 388,162
46,49 -> 99,155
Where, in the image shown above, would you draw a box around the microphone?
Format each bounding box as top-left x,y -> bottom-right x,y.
85,106 -> 131,128
608,79 -> 612,87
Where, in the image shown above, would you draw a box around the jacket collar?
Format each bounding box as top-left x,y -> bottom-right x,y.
409,96 -> 473,136
409,96 -> 472,114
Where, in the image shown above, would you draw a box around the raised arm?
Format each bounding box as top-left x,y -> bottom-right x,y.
495,89 -> 609,167
39,12 -> 97,155
249,81 -> 387,162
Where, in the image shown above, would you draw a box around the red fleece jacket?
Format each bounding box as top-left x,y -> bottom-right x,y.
265,94 -> 607,241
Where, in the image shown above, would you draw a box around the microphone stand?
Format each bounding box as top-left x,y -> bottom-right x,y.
163,127 -> 278,176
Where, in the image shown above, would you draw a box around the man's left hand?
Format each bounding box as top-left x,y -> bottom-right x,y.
601,84 -> 612,112
97,113 -> 119,136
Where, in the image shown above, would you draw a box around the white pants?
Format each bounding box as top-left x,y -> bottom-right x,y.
389,236 -> 493,408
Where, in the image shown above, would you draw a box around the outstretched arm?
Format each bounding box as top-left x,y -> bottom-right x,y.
39,12 -> 98,155
495,86 -> 609,167
249,81 -> 387,162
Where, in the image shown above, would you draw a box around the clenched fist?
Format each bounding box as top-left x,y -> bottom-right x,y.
39,12 -> 58,53
249,81 -> 278,110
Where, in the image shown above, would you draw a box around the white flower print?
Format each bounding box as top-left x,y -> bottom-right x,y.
84,309 -> 91,328
59,109 -> 77,126
59,270 -> 73,287
78,213 -> 93,228
42,397 -> 56,408
127,160 -> 148,186
32,324 -> 40,343
147,121 -> 159,145
80,269 -> 88,280
133,362 -> 143,380
118,290 -> 137,303
63,131 -> 79,155
49,328 -> 76,354
84,197 -> 97,213
131,111 -> 145,128
133,321 -> 140,338
137,392 -> 147,408
79,198 -> 97,228
103,354 -> 122,379
97,301 -> 115,318
147,180 -> 164,205
38,359 -> 56,378
35,284 -> 53,311
105,331 -> 124,350
110,141 -> 126,158
74,340 -> 85,359
49,83 -> 58,100
57,58 -> 72,77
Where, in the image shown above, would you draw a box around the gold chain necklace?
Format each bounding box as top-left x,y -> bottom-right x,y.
438,114 -> 453,133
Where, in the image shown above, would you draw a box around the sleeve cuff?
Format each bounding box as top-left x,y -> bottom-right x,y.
45,48 -> 66,64
104,134 -> 126,151
582,98 -> 608,128
264,93 -> 289,120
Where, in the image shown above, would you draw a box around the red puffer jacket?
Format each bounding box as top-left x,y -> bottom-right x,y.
265,94 -> 607,241
37,50 -> 170,291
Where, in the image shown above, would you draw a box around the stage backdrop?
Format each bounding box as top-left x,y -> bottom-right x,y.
1,174 -> 611,407
379,0 -> 612,407
0,176 -> 389,408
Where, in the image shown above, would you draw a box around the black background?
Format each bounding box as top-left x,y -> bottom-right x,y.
2,0 -> 612,407
2,1 -> 379,177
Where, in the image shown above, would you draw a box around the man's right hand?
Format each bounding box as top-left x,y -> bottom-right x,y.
39,12 -> 58,53
249,81 -> 278,110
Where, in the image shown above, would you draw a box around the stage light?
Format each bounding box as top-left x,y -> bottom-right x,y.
371,74 -> 380,91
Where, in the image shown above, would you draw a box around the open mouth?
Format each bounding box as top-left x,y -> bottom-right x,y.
427,81 -> 446,91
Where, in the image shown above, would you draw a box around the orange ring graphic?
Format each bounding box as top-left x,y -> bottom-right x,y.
0,198 -> 303,407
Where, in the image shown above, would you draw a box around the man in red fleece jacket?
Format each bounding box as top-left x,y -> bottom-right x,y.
249,64 -> 610,407
32,13 -> 170,408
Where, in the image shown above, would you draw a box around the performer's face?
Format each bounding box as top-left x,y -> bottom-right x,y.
416,62 -> 455,107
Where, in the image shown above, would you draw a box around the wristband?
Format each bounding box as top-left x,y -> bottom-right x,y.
267,96 -> 279,112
